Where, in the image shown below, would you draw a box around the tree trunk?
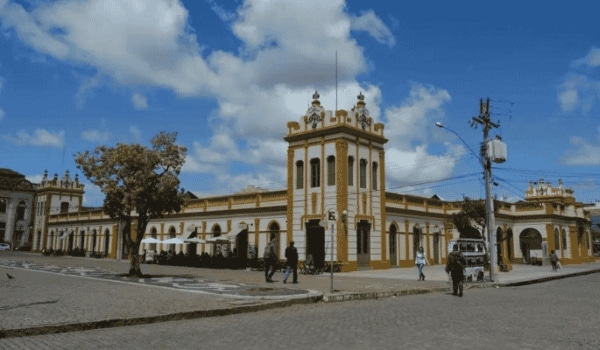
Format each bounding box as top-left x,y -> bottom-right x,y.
128,246 -> 143,277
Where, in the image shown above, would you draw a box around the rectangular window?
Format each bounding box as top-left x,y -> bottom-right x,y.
296,161 -> 304,189
327,156 -> 335,186
310,158 -> 320,188
348,157 -> 354,186
60,202 -> 69,214
0,222 -> 5,242
359,159 -> 367,188
372,162 -> 378,190
0,199 -> 6,213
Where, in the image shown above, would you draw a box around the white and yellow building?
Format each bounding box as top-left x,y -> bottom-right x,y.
31,92 -> 595,269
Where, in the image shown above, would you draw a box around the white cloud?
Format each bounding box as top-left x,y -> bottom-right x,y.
0,0 -> 404,194
572,46 -> 600,68
131,92 -> 148,110
560,128 -> 600,166
81,129 -> 110,142
2,129 -> 65,147
351,10 -> 395,47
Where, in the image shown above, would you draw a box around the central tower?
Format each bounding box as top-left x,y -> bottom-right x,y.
285,92 -> 388,271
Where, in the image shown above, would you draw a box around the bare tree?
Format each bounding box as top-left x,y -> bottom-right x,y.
75,132 -> 187,276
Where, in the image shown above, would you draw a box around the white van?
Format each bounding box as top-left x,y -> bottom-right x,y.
448,239 -> 488,282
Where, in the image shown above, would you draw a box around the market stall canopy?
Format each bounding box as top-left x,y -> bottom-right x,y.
184,237 -> 206,244
206,236 -> 231,243
162,237 -> 185,244
141,237 -> 162,244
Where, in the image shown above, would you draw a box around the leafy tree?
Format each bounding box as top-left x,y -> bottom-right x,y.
451,197 -> 486,239
75,132 -> 187,276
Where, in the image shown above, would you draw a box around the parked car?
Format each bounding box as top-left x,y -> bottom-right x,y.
0,243 -> 10,251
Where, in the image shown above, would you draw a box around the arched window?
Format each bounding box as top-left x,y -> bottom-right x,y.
296,161 -> 304,189
359,159 -> 367,188
0,199 -> 6,213
310,158 -> 320,188
561,229 -> 567,251
347,156 -> 354,186
372,162 -> 378,190
327,156 -> 335,186
168,227 -> 177,252
554,228 -> 560,250
91,229 -> 97,252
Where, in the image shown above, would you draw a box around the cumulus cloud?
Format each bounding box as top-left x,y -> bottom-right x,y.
2,129 -> 65,147
0,0 -> 406,194
382,84 -> 455,191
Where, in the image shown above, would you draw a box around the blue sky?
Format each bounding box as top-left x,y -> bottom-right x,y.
1,0 -> 600,206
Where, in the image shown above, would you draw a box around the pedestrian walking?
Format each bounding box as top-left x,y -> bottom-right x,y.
283,241 -> 298,284
445,244 -> 467,296
263,234 -> 278,282
550,250 -> 559,271
415,246 -> 428,281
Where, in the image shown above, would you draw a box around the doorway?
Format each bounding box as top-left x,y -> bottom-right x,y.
305,219 -> 325,269
389,224 -> 397,267
357,220 -> 371,269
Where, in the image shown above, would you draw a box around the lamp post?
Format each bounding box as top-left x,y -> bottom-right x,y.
327,209 -> 337,293
435,100 -> 503,283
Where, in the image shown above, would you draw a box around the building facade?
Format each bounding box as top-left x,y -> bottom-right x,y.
17,92 -> 598,269
0,168 -> 35,250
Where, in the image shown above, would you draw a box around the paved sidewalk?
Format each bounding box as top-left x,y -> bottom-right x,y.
1,252 -> 598,338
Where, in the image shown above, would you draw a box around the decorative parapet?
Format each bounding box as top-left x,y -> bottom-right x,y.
524,178 -> 574,204
285,91 -> 387,144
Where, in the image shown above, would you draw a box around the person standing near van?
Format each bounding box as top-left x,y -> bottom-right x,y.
283,241 -> 298,284
446,244 -> 467,296
415,246 -> 428,281
263,234 -> 278,282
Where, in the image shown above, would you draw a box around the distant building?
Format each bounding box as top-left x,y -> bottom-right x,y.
0,168 -> 35,250
5,92 -> 597,269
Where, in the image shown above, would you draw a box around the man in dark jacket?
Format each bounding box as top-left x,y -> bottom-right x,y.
445,244 -> 467,296
283,241 -> 298,284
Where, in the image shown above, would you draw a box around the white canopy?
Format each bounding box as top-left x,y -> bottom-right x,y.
162,237 -> 185,245
141,237 -> 162,244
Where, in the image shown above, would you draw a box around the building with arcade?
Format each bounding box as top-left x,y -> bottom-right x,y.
14,92 -> 596,270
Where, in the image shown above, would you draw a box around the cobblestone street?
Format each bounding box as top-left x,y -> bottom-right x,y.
2,273 -> 599,349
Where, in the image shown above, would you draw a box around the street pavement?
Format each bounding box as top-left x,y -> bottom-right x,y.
1,252 -> 599,339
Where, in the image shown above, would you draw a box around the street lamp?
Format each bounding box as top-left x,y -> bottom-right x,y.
436,114 -> 505,283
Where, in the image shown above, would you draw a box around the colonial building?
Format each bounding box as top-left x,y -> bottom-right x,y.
0,168 -> 35,250
20,92 -> 598,269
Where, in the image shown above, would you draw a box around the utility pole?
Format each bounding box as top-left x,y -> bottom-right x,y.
471,98 -> 499,282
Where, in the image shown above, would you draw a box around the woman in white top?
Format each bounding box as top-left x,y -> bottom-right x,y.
415,246 -> 428,281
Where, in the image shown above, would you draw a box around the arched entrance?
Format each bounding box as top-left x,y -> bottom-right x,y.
519,229 -> 542,264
